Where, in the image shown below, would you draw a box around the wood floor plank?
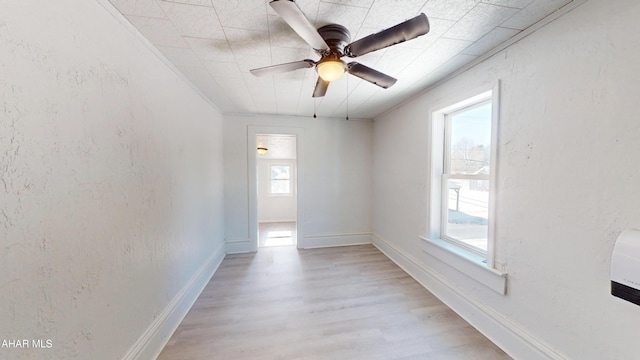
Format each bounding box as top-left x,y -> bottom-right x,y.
157,245 -> 511,360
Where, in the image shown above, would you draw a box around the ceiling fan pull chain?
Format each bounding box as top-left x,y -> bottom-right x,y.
346,74 -> 349,120
313,97 -> 317,118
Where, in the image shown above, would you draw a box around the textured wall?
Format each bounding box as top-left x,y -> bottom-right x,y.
0,1 -> 224,359
372,1 -> 640,358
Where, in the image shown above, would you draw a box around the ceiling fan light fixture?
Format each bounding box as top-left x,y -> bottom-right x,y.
317,60 -> 345,82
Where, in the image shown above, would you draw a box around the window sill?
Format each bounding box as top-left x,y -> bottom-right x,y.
420,236 -> 507,295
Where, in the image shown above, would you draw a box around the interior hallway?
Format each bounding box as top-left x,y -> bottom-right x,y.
157,245 -> 510,360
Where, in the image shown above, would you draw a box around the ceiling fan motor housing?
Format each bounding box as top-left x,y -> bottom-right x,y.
317,24 -> 351,56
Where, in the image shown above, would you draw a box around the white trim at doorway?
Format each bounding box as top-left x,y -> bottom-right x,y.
246,126 -> 305,252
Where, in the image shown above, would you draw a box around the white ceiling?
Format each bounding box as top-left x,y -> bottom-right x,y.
108,0 -> 578,119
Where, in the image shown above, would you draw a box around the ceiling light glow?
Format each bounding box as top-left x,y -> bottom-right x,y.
317,60 -> 346,82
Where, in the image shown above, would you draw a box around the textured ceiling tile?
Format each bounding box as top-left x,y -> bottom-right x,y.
352,50 -> 387,68
250,85 -> 279,112
225,28 -> 271,56
444,2 -> 519,41
214,77 -> 251,97
501,0 -> 571,30
177,65 -> 240,112
162,0 -> 214,6
315,2 -> 369,32
156,45 -> 203,67
125,15 -> 188,47
421,0 -> 479,21
462,26 -> 519,55
112,0 -> 582,118
214,78 -> 256,112
200,87 -> 238,112
185,37 -> 234,61
321,0 -> 374,8
272,46 -> 315,63
481,0 -> 534,9
109,0 -> 166,18
396,17 -> 454,49
349,87 -> 386,118
269,47 -> 315,80
316,88 -> 349,116
372,46 -> 424,75
297,70 -> 321,98
266,0 -> 321,21
212,0 -> 269,32
399,37 -> 472,78
159,1 -> 225,39
177,65 -> 213,86
237,56 -> 274,73
362,0 -> 427,29
408,52 -> 478,90
268,15 -> 310,49
325,81 -> 370,117
203,61 -> 242,78
275,83 -> 304,115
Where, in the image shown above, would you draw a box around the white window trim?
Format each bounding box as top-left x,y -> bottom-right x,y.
425,81 -> 507,295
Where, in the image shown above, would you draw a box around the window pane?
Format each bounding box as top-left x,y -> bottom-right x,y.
449,102 -> 492,175
445,179 -> 488,251
271,180 -> 290,194
271,165 -> 290,180
270,165 -> 291,194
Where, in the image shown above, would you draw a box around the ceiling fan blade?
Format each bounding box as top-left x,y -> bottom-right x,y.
312,77 -> 329,97
347,62 -> 397,89
345,13 -> 430,57
270,0 -> 330,51
250,59 -> 315,77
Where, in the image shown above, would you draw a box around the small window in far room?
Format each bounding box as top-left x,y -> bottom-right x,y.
270,165 -> 291,195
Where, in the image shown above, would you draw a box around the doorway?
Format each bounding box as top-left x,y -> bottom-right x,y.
256,134 -> 297,248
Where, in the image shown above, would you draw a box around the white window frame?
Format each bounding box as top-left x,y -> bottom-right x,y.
422,82 -> 507,295
441,100 -> 492,256
269,164 -> 293,196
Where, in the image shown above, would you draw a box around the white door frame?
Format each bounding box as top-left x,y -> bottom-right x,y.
247,126 -> 304,251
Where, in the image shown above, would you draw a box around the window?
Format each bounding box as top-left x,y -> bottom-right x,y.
428,87 -> 499,260
270,165 -> 291,195
424,84 -> 506,294
442,101 -> 492,254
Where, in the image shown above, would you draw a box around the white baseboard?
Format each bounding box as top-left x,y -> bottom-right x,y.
371,233 -> 568,360
258,219 -> 296,223
225,239 -> 252,254
303,232 -> 371,249
121,242 -> 226,360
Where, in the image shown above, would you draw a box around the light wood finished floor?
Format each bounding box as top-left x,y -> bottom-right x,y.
259,222 -> 297,247
158,245 -> 511,360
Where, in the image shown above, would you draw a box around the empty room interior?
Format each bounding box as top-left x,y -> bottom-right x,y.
3,0 -> 640,359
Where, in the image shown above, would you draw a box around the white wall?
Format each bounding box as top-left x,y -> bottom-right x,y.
224,114 -> 372,250
0,1 -> 225,359
372,1 -> 640,359
257,159 -> 297,223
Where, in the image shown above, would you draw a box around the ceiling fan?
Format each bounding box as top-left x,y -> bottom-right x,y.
250,0 -> 430,98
